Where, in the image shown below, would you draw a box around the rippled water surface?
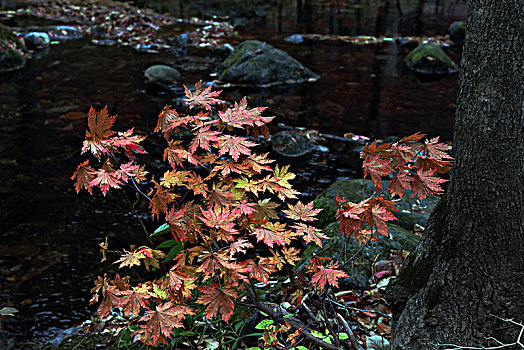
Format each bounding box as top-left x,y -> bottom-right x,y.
0,0 -> 466,346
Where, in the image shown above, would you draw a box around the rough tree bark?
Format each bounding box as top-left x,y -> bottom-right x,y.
388,0 -> 523,349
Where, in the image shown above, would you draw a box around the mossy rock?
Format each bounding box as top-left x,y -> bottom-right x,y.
301,222 -> 420,290
313,179 -> 440,231
0,23 -> 26,72
215,40 -> 319,86
449,21 -> 465,43
404,42 -> 458,75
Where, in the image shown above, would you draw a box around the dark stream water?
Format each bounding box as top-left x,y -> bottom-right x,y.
0,0 -> 466,347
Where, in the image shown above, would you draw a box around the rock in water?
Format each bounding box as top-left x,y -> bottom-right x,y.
449,21 -> 465,44
23,32 -> 50,50
0,23 -> 26,72
215,40 -> 319,86
404,42 -> 458,75
144,65 -> 181,87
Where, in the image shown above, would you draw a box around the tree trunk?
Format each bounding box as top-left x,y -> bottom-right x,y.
388,0 -> 524,348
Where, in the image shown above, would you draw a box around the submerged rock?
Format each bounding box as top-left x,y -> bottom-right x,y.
449,21 -> 465,44
23,32 -> 50,50
271,130 -> 325,157
404,42 -> 458,75
0,23 -> 26,72
144,65 -> 181,87
215,40 -> 319,86
284,34 -> 304,44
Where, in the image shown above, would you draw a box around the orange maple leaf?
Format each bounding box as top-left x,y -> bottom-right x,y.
283,201 -> 322,222
196,283 -> 237,322
71,160 -> 95,194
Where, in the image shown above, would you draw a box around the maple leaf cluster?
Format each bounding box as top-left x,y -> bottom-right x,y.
337,132 -> 452,244
74,82 -> 351,346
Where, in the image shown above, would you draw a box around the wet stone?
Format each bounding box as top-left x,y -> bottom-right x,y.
404,42 -> 458,75
144,64 -> 181,87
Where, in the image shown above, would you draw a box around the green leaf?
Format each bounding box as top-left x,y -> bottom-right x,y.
164,244 -> 183,262
255,319 -> 274,329
311,330 -> 324,338
283,313 -> 293,318
339,333 -> 349,340
151,223 -> 169,236
157,239 -> 178,249
246,348 -> 261,350
0,307 -> 18,316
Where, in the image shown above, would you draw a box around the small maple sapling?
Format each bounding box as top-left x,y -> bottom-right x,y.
73,82 -> 452,348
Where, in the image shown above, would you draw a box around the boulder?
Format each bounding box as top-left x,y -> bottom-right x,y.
313,179 -> 440,231
301,222 -> 420,290
144,65 -> 181,87
0,23 -> 26,72
449,21 -> 465,44
404,42 -> 458,75
23,32 -> 50,50
215,40 -> 319,86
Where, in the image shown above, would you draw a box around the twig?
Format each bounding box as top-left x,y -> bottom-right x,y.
246,285 -> 340,350
341,235 -> 373,268
433,315 -> 524,349
336,313 -> 364,350
328,298 -> 391,318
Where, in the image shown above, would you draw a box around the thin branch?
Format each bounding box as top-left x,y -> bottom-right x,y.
433,315 -> 524,350
336,313 -> 364,350
246,285 -> 340,350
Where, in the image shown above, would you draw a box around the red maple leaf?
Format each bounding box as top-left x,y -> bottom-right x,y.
189,125 -> 220,153
118,289 -> 150,316
140,302 -> 194,346
109,128 -> 146,156
423,137 -> 453,160
411,168 -> 447,201
310,262 -> 348,291
362,154 -> 392,190
292,223 -> 329,247
248,257 -> 276,283
71,160 -> 95,194
387,172 -> 412,198
253,222 -> 292,248
184,81 -> 222,111
197,250 -> 234,280
196,283 -> 237,322
198,207 -> 239,234
227,239 -> 253,256
218,97 -> 273,128
282,201 -> 322,222
155,106 -> 196,137
81,106 -> 116,158
364,204 -> 396,237
164,140 -> 201,168
150,182 -> 176,220
89,161 -> 123,196
216,135 -> 256,161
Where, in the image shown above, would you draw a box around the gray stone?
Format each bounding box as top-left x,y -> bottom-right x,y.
215,40 -> 319,86
144,65 -> 181,87
23,32 -> 50,50
449,21 -> 465,44
404,42 -> 458,75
